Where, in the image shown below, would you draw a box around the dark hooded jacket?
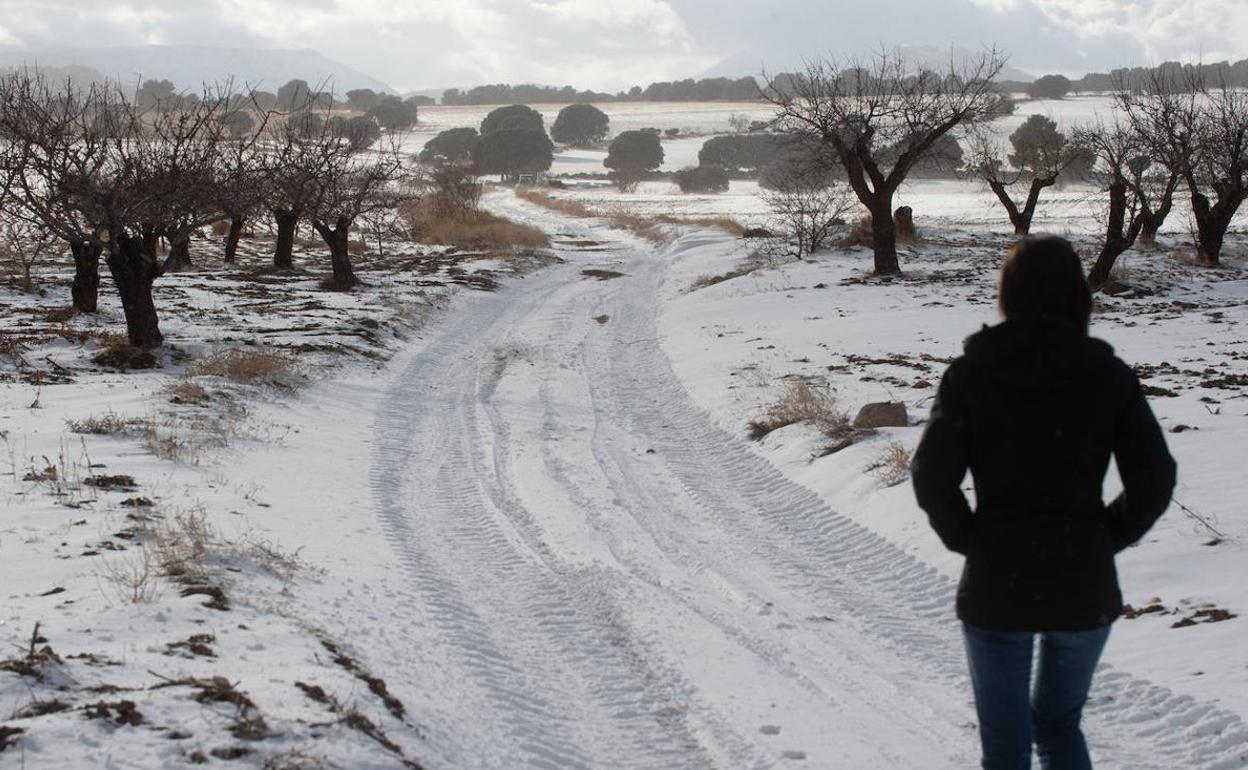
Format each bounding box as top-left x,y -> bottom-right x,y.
911,318 -> 1176,631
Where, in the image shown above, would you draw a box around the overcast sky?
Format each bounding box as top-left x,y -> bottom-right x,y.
0,0 -> 1245,91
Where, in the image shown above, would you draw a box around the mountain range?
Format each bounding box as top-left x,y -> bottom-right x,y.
0,45 -> 394,94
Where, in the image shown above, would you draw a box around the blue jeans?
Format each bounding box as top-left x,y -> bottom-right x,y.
962,622 -> 1111,770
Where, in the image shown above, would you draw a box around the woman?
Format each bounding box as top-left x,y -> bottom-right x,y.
911,236 -> 1176,770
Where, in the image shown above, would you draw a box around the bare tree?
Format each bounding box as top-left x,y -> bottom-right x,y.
310,159 -> 408,288
259,109 -> 339,270
1076,120 -> 1181,288
761,164 -> 854,259
765,49 -> 1006,274
0,73 -> 109,312
0,216 -> 57,292
208,96 -> 271,264
217,136 -> 263,264
969,115 -> 1088,235
293,117 -> 410,290
130,88 -> 265,274
0,73 -> 265,346
1116,69 -> 1248,265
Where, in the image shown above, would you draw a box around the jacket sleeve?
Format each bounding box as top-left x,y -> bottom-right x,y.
911,359 -> 974,555
1105,373 -> 1177,551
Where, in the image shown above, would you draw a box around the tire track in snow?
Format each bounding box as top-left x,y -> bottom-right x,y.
588,231 -> 1248,770
371,255 -> 724,768
492,191 -> 1248,770
369,191 -> 1248,769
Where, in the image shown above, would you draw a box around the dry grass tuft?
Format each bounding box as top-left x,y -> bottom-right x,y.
151,506 -> 213,579
515,189 -> 594,217
866,440 -> 912,487
600,208 -> 670,244
262,751 -> 337,770
402,196 -> 549,251
655,214 -> 746,236
0,331 -> 28,363
747,378 -> 852,442
519,190 -> 671,244
0,623 -> 62,683
515,189 -> 743,244
96,542 -> 163,604
141,410 -> 241,464
66,412 -> 148,436
98,502 -> 305,607
189,348 -> 302,387
165,378 -> 211,405
689,267 -> 754,291
687,250 -> 777,292
93,342 -> 158,371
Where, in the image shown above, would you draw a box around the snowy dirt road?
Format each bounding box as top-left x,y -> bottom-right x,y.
360,195 -> 1248,770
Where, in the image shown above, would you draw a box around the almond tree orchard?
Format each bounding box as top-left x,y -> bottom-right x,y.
1077,119 -> 1181,288
1117,68 -> 1248,265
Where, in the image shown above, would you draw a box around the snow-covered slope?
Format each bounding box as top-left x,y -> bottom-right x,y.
4,186 -> 1246,768
654,222 -> 1248,761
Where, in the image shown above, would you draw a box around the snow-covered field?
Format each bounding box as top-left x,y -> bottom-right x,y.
654,225 -> 1248,717
409,94 -> 1131,177
3,96 -> 1248,768
0,232 -> 548,767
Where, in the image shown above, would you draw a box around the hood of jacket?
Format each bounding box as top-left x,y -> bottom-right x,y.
962,317 -> 1115,393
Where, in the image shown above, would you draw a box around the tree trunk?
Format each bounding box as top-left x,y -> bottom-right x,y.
224,215 -> 245,263
1017,177 -> 1055,235
1190,189 -> 1240,266
106,232 -> 164,349
987,180 -> 1026,235
273,209 -> 299,269
314,217 -> 358,291
869,204 -> 900,275
141,227 -> 161,261
868,199 -> 900,275
163,235 -> 194,273
1088,180 -> 1131,290
1139,195 -> 1172,246
1195,221 -> 1226,266
69,240 -> 101,313
987,177 -> 1053,236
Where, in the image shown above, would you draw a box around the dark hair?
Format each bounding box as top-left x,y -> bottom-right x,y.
998,236 -> 1091,332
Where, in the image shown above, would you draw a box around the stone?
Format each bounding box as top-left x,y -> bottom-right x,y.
852,401 -> 908,429
894,206 -> 916,240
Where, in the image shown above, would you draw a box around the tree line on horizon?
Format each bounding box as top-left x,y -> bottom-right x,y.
441,57 -> 1248,106
441,77 -> 763,105
996,58 -> 1248,98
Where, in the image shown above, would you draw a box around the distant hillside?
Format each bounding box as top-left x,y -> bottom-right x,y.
0,45 -> 394,94
0,63 -> 108,85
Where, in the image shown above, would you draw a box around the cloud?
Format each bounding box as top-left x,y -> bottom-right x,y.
965,0 -> 1248,66
0,0 -> 714,90
0,0 -> 1243,91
